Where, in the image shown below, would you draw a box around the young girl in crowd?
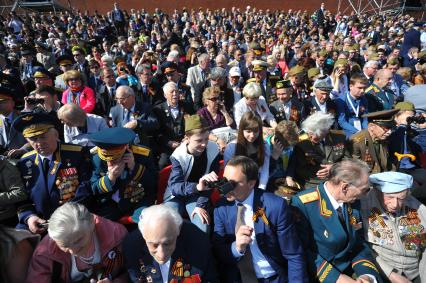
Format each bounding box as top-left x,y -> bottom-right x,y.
224,111 -> 270,189
164,114 -> 220,233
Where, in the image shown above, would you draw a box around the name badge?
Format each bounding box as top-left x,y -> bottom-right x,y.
353,119 -> 362,131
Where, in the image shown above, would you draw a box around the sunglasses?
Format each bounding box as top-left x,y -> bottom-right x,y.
208,97 -> 220,102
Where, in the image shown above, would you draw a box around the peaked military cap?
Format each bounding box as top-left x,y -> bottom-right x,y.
13,112 -> 57,138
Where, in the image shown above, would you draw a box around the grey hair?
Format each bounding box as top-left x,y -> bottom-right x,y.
138,204 -> 183,236
209,67 -> 226,80
301,112 -> 335,136
167,50 -> 179,60
135,63 -> 151,75
364,60 -> 379,69
242,82 -> 262,98
329,159 -> 370,187
48,202 -> 94,246
116,85 -> 135,96
198,53 -> 210,62
163,81 -> 177,94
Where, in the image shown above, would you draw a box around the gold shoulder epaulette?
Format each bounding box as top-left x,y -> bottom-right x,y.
21,150 -> 37,158
299,133 -> 309,141
298,191 -> 319,204
365,85 -> 375,93
131,145 -> 151,157
61,144 -> 83,152
350,131 -> 365,143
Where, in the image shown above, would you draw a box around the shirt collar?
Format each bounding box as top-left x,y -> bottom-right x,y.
323,182 -> 343,210
39,154 -> 53,162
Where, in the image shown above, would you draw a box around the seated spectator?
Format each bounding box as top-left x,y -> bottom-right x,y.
293,112 -> 350,189
116,61 -> 138,88
227,66 -> 244,104
207,67 -> 235,115
224,111 -> 270,190
413,63 -> 426,84
89,127 -> 157,222
361,172 -> 426,282
266,120 -> 300,195
233,82 -> 277,128
123,204 -> 218,282
93,67 -> 119,118
57,103 -> 108,147
364,69 -> 395,113
87,59 -> 103,94
61,70 -> 96,113
292,159 -> 382,282
26,202 -> 128,282
0,225 -> 39,283
330,58 -> 350,99
164,114 -> 220,233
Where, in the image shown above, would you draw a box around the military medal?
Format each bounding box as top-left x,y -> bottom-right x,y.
150,268 -> 156,274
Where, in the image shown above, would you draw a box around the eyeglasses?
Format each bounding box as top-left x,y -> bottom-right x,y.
208,97 -> 220,102
115,95 -> 131,102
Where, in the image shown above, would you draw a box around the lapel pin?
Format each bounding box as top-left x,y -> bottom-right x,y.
151,268 -> 156,274
324,230 -> 329,238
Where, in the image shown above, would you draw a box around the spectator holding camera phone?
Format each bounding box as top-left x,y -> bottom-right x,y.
164,114 -> 221,233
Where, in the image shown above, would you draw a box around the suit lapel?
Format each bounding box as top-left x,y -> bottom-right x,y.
317,184 -> 347,239
252,190 -> 265,236
47,150 -> 61,193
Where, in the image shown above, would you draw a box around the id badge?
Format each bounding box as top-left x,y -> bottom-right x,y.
353,119 -> 361,131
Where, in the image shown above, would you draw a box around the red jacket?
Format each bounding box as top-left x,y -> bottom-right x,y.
62,86 -> 96,113
26,215 -> 128,283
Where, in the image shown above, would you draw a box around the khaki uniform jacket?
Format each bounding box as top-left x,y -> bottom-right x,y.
361,191 -> 426,281
350,129 -> 394,173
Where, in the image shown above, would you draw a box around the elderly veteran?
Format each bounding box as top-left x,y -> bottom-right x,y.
288,65 -> 309,101
14,112 -> 93,234
233,82 -> 277,129
251,59 -> 278,104
123,204 -> 218,282
293,111 -> 350,189
351,109 -> 398,174
269,79 -> 305,126
89,127 -> 157,222
292,159 -> 383,283
27,202 -> 128,283
304,76 -> 338,119
361,172 -> 426,283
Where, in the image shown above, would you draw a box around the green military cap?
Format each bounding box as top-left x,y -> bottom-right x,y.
318,50 -> 328,57
387,57 -> 400,66
352,43 -> 360,51
71,45 -> 86,56
334,58 -> 349,67
249,41 -> 264,55
395,101 -> 415,111
276,80 -> 292,89
288,65 -> 305,77
252,60 -> 269,72
307,68 -> 321,79
369,53 -> 380,61
362,109 -> 399,129
418,50 -> 426,60
347,45 -> 356,52
185,114 -> 209,133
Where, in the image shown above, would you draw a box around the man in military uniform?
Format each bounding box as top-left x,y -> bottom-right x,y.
292,159 -> 383,282
351,109 -> 398,173
161,61 -> 194,108
54,55 -> 76,91
364,69 -> 395,113
153,81 -> 194,169
293,111 -> 351,189
251,59 -> 280,104
14,112 -> 93,234
288,65 -> 308,101
89,127 -> 157,222
361,172 -> 426,283
269,79 -> 305,126
304,76 -> 338,120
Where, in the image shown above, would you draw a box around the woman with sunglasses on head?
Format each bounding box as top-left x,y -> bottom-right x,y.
61,70 -> 96,114
224,111 -> 270,190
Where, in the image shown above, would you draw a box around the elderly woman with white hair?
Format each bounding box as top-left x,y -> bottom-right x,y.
293,111 -> 351,189
233,82 -> 277,128
26,202 -> 128,283
57,103 -> 109,147
122,204 -> 218,282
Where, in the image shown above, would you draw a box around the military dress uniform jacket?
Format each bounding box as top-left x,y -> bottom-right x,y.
304,97 -> 338,118
293,131 -> 351,189
123,221 -> 218,283
291,184 -> 382,282
16,144 -> 93,227
213,189 -> 307,283
270,98 -> 305,126
364,84 -> 394,113
90,144 -> 157,221
153,101 -> 194,153
361,191 -> 426,281
350,130 -> 394,173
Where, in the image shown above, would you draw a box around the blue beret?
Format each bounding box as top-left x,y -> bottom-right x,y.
89,127 -> 136,148
369,172 -> 413,193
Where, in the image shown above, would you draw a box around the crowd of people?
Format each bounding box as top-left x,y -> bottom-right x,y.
1,2 -> 426,282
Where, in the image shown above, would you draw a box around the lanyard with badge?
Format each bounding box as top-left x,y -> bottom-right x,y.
346,93 -> 361,131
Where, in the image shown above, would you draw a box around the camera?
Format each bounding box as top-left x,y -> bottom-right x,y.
204,177 -> 236,195
37,222 -> 49,229
407,115 -> 426,125
27,98 -> 44,105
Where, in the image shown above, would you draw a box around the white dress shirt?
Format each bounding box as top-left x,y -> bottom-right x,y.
315,97 -> 327,113
231,190 -> 276,279
159,259 -> 171,283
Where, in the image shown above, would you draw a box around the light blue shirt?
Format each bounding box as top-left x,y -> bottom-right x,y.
231,190 -> 276,279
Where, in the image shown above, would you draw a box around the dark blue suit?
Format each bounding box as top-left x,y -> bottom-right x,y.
213,189 -> 307,283
16,143 -> 93,227
291,183 -> 382,282
123,221 -> 218,283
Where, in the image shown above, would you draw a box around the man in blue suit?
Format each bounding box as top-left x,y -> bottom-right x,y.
213,156 -> 307,283
335,74 -> 369,138
291,159 -> 383,283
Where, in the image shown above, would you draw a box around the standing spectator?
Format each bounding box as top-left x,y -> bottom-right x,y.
110,2 -> 126,35
61,70 -> 96,113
